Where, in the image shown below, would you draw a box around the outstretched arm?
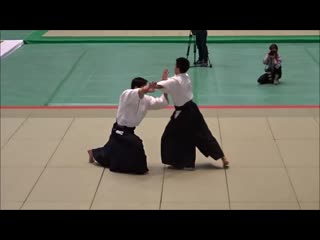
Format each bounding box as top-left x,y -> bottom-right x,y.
162,69 -> 169,80
144,69 -> 171,109
155,84 -> 164,89
155,68 -> 169,89
138,82 -> 157,99
146,93 -> 169,110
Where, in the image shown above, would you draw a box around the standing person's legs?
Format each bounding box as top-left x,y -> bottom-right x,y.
190,104 -> 229,167
196,34 -> 204,63
201,31 -> 208,63
161,110 -> 196,169
195,120 -> 229,167
196,31 -> 208,65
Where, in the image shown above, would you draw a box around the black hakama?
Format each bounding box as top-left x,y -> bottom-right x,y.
92,123 -> 148,174
161,100 -> 224,168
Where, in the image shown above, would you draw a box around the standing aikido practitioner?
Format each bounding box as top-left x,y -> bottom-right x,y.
88,77 -> 169,174
156,57 -> 229,169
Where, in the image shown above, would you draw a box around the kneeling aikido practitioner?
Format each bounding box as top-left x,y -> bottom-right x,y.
88,77 -> 168,174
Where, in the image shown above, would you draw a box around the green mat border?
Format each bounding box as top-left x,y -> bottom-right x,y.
24,30 -> 320,44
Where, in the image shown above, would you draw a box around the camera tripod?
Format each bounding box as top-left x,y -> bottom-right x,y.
186,32 -> 213,68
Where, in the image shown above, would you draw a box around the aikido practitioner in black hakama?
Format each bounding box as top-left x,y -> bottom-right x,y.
88,78 -> 168,174
156,57 -> 229,169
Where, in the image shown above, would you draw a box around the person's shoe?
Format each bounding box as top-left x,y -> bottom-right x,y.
200,61 -> 208,67
274,79 -> 279,85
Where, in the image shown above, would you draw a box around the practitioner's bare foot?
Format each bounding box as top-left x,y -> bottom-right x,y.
88,150 -> 94,163
222,156 -> 229,168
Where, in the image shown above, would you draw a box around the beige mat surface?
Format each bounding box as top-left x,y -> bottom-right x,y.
1,109 -> 319,210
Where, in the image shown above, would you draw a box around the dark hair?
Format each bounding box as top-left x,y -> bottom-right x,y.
269,44 -> 278,50
131,77 -> 148,89
176,57 -> 190,73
